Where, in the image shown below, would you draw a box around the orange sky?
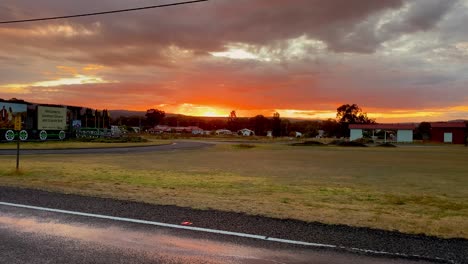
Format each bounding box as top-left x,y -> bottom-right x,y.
0,0 -> 467,122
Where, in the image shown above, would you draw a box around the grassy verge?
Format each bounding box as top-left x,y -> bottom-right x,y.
0,139 -> 169,149
0,143 -> 467,238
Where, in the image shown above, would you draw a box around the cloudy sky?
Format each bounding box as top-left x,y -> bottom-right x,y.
0,0 -> 467,122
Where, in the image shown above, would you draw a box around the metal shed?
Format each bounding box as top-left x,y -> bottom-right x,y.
430,122 -> 467,144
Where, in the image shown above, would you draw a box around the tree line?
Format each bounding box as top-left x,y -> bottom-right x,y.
111,104 -> 439,138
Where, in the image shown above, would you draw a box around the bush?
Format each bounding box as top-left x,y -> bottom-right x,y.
352,137 -> 374,144
328,139 -> 345,145
291,141 -> 325,146
336,141 -> 368,147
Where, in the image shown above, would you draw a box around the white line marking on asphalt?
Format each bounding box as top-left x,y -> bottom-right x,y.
0,201 -> 455,263
0,202 -> 333,248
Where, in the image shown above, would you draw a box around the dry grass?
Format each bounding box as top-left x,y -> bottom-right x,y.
0,143 -> 467,238
0,139 -> 168,150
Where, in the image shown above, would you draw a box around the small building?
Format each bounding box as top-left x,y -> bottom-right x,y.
349,123 -> 417,143
149,125 -> 203,134
149,125 -> 171,134
215,129 -> 232,135
430,122 -> 467,144
295,131 -> 303,138
190,127 -> 204,135
317,130 -> 324,138
238,128 -> 255,136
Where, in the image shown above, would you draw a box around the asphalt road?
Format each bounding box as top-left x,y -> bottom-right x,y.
1,187 -> 466,264
0,204 -> 437,264
0,141 -> 213,155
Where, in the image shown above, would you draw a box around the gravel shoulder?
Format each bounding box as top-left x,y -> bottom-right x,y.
0,186 -> 466,264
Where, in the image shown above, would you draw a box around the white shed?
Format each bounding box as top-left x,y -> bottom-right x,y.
239,128 -> 255,136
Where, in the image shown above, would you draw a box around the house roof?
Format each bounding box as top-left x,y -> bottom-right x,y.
349,123 -> 416,130
430,122 -> 466,128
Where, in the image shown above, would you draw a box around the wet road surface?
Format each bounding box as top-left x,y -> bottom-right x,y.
0,204 -> 437,264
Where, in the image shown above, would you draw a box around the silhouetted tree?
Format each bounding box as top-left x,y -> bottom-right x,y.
145,109 -> 165,128
320,119 -> 341,137
336,104 -> 374,137
227,110 -> 240,132
249,115 -> 269,136
272,112 -> 281,137
415,122 -> 431,140
336,104 -> 374,124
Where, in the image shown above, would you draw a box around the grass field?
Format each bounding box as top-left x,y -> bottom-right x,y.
0,142 -> 467,238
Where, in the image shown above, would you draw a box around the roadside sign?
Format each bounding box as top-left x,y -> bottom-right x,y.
14,115 -> 22,130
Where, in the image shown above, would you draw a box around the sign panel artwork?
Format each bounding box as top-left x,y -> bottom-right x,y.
0,102 -> 27,129
37,106 -> 67,130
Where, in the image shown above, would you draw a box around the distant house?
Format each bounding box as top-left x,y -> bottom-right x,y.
149,125 -> 203,134
238,128 -> 255,136
190,126 -> 204,135
215,129 -> 232,135
295,132 -> 303,138
317,130 -> 324,138
266,130 -> 273,137
430,122 -> 467,144
149,125 -> 171,134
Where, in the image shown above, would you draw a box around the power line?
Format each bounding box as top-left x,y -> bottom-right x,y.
0,0 -> 209,25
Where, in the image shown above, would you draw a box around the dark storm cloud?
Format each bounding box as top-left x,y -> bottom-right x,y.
380,0 -> 458,38
0,0 -> 466,119
0,0 -> 408,66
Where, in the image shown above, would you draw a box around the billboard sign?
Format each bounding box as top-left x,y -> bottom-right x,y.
0,102 -> 27,129
38,106 -> 67,130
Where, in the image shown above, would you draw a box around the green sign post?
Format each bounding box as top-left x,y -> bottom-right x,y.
14,116 -> 21,171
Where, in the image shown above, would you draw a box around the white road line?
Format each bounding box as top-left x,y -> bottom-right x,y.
0,202 -> 333,248
0,201 -> 455,263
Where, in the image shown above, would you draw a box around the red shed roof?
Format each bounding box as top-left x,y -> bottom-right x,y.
349,123 -> 416,130
430,122 -> 466,128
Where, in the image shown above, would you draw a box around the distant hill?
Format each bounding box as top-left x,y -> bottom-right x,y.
448,119 -> 468,123
109,110 -> 146,117
109,109 -> 322,122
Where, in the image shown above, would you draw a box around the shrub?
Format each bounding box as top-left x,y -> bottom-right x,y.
328,139 -> 345,145
291,141 -> 325,146
352,137 -> 374,144
336,141 -> 368,147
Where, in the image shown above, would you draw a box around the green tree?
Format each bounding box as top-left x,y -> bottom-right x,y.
145,109 -> 165,127
336,104 -> 374,124
336,104 -> 374,137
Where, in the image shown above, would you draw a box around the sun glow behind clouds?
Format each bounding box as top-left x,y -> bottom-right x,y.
169,104 -> 230,117
2,75 -> 113,90
210,36 -> 326,62
211,48 -> 263,60
34,75 -> 110,87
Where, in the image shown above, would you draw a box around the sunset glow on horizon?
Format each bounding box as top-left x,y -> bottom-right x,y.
0,0 -> 467,122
